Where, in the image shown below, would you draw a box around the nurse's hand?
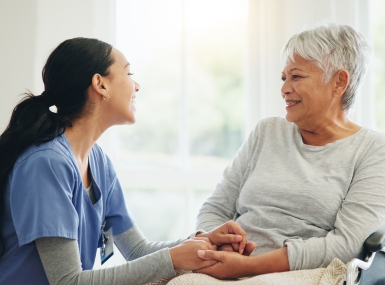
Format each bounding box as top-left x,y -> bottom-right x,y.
169,237 -> 218,270
196,220 -> 248,254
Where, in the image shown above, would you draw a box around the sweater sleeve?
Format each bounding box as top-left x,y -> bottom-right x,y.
36,235 -> 176,285
114,225 -> 186,261
196,126 -> 257,231
285,136 -> 385,270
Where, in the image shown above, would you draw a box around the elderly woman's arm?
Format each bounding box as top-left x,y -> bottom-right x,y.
197,127 -> 258,231
284,134 -> 385,270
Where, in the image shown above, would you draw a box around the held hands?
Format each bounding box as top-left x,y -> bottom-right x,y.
169,220 -> 256,274
195,247 -> 289,279
193,220 -> 257,279
196,220 -> 255,255
169,237 -> 218,271
218,242 -> 256,256
194,250 -> 253,279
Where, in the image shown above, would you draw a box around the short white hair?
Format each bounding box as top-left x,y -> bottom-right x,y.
281,21 -> 372,110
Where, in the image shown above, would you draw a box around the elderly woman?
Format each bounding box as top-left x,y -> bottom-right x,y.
194,21 -> 385,279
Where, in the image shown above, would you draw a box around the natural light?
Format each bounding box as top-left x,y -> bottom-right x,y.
95,0 -> 385,269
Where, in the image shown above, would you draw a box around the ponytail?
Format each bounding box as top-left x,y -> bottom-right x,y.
0,92 -> 72,257
0,37 -> 114,258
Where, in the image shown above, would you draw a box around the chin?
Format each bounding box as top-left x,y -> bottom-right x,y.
285,114 -> 294,122
116,116 -> 136,126
127,117 -> 136,125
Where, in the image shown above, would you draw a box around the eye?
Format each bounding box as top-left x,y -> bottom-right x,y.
281,77 -> 286,82
292,75 -> 302,80
128,73 -> 134,76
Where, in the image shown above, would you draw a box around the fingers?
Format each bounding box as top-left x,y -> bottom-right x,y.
243,241 -> 256,256
222,234 -> 242,243
231,242 -> 239,252
224,220 -> 247,254
197,250 -> 225,262
204,220 -> 248,254
199,260 -> 218,268
194,265 -> 216,275
169,239 -> 219,270
218,244 -> 234,252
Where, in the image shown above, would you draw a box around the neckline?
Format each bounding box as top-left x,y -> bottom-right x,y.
61,133 -> 94,189
294,126 -> 366,151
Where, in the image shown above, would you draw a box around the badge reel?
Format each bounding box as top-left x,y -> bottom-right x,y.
100,221 -> 114,265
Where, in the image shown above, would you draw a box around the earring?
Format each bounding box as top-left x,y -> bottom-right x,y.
103,94 -> 110,101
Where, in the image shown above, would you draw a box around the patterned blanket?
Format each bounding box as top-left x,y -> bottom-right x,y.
145,258 -> 352,285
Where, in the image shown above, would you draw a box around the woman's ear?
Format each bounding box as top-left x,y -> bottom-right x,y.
90,73 -> 108,99
334,70 -> 349,98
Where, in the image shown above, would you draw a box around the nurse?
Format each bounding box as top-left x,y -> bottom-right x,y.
0,37 -> 249,285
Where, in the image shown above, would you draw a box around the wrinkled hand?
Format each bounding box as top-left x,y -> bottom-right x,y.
194,250 -> 252,279
219,241 -> 256,256
169,237 -> 218,271
196,220 -> 248,254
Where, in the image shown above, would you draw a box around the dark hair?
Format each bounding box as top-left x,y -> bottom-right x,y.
0,37 -> 114,257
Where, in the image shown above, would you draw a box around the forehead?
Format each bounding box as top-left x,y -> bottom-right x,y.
111,48 -> 129,68
283,54 -> 322,73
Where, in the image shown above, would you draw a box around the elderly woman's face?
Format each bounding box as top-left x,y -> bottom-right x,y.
281,54 -> 337,129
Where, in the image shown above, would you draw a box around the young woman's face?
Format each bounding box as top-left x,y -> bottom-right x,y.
104,48 -> 140,125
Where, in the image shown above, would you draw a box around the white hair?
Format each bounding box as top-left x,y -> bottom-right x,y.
281,21 -> 372,109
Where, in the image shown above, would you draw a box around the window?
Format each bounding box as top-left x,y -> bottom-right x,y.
372,0 -> 385,132
94,0 -> 378,268
98,0 -> 248,245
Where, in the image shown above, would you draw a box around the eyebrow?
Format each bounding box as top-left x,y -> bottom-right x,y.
281,67 -> 304,74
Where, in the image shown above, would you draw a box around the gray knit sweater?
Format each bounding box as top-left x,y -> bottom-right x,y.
197,117 -> 385,270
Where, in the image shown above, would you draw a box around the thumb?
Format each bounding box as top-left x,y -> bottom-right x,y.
243,241 -> 256,256
197,250 -> 224,262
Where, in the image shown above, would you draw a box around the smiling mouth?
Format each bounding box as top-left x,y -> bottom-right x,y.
286,100 -> 301,106
132,97 -> 136,105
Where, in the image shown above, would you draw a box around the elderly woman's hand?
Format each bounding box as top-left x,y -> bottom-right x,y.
219,241 -> 256,256
169,237 -> 218,270
194,247 -> 289,279
194,250 -> 253,279
196,220 -> 249,254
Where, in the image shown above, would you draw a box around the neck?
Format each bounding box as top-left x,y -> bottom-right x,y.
298,113 -> 361,146
64,116 -> 106,161
65,116 -> 107,188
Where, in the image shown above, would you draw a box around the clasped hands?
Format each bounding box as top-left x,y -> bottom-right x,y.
169,220 -> 256,279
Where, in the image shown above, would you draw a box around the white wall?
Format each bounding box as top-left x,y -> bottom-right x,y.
0,0 -> 38,132
0,0 -> 116,132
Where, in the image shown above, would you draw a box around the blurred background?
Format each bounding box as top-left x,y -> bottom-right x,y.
1,0 -> 384,267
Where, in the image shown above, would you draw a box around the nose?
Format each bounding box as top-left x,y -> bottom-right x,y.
281,78 -> 293,99
134,81 -> 140,92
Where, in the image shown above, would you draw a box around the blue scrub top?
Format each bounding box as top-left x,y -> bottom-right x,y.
0,134 -> 135,284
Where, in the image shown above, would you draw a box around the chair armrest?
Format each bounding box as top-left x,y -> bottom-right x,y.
364,232 -> 385,252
